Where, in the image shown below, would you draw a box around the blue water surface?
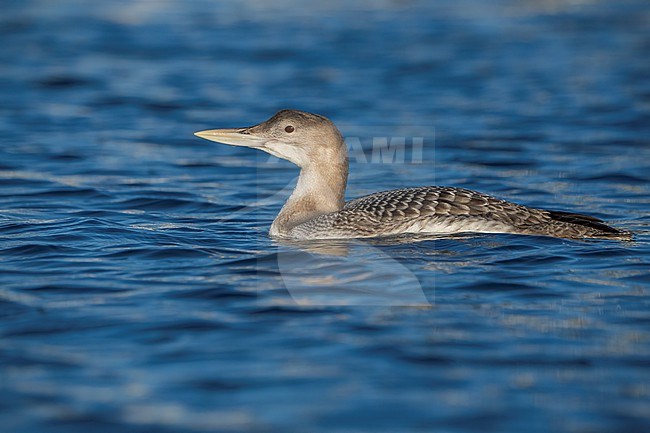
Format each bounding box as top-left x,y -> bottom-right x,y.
1,1 -> 649,432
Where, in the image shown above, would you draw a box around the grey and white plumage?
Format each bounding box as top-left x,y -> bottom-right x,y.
195,110 -> 631,241
290,186 -> 628,240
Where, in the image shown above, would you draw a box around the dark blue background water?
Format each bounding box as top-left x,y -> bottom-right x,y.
1,1 -> 649,432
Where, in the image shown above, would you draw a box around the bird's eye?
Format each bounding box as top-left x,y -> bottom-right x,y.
284,125 -> 295,133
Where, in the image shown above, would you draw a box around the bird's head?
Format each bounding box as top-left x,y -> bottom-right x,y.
195,109 -> 346,168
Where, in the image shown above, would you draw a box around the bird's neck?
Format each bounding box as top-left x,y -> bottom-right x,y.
270,155 -> 348,237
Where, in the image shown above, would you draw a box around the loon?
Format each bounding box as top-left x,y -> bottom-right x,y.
194,110 -> 631,241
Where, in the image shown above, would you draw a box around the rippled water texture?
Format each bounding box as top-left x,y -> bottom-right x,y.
1,1 -> 649,432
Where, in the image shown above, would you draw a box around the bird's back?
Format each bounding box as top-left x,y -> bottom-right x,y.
285,186 -> 631,240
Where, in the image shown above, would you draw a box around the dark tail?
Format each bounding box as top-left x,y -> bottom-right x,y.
546,210 -> 632,240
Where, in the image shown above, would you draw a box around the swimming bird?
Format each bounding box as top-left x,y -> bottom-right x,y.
194,110 -> 631,241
